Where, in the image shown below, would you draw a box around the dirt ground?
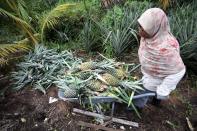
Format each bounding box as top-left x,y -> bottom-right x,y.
0,79 -> 196,131
0,52 -> 197,131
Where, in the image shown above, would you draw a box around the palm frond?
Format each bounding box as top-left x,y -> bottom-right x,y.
0,33 -> 39,55
5,0 -> 30,22
0,8 -> 37,44
17,0 -> 30,22
159,0 -> 170,10
5,0 -> 17,11
0,33 -> 40,66
39,3 -> 77,41
0,58 -> 9,66
0,8 -> 32,30
0,43 -> 30,57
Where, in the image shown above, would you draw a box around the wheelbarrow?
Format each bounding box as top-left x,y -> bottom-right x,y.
58,89 -> 156,118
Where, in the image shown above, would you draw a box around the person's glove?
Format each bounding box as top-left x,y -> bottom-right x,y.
156,85 -> 170,100
156,93 -> 169,100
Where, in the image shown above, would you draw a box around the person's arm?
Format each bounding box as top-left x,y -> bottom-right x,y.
156,68 -> 186,100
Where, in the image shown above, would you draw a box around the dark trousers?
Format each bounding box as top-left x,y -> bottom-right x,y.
133,88 -> 160,108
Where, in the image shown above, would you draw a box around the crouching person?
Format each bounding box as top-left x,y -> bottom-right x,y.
134,8 -> 186,108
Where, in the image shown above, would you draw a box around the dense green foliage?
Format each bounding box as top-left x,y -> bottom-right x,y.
99,1 -> 152,57
170,1 -> 197,74
0,0 -> 196,89
0,0 -> 87,65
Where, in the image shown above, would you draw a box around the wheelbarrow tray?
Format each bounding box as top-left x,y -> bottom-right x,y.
58,90 -> 156,104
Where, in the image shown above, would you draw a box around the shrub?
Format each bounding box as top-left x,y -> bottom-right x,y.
170,2 -> 197,74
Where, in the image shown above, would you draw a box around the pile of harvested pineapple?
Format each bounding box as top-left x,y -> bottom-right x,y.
55,54 -> 143,99
11,45 -> 142,114
11,45 -> 142,101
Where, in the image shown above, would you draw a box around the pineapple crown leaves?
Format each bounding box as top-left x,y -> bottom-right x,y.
11,44 -> 77,93
94,60 -> 119,74
54,74 -> 94,90
109,86 -> 141,118
96,53 -> 127,70
54,78 -> 70,90
94,73 -> 109,85
119,80 -> 143,91
98,52 -> 115,63
34,82 -> 46,94
106,87 -> 130,104
11,43 -> 143,98
71,75 -> 93,85
96,60 -> 115,69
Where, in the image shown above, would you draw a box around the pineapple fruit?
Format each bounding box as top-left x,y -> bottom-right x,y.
88,80 -> 107,91
109,67 -> 126,79
101,73 -> 119,86
78,61 -> 95,71
115,68 -> 126,79
64,88 -> 77,98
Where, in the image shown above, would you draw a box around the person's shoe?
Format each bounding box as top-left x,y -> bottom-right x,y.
151,97 -> 161,106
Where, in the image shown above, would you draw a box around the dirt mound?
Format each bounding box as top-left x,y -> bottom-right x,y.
0,88 -> 79,131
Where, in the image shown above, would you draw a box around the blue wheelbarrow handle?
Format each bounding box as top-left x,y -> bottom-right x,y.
58,90 -> 156,104
133,93 -> 156,99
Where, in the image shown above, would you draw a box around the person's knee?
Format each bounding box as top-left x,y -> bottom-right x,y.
133,97 -> 149,108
